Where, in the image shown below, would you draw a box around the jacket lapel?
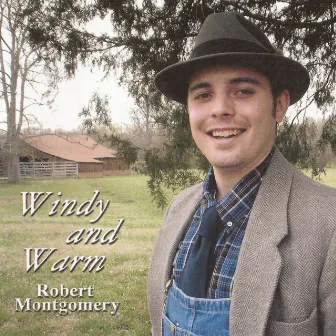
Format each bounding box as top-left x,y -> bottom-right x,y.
230,149 -> 294,335
162,185 -> 203,282
148,183 -> 203,336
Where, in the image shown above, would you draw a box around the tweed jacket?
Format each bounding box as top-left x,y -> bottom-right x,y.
148,148 -> 336,336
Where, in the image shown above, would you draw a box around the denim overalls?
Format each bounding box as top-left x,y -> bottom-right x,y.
162,281 -> 230,336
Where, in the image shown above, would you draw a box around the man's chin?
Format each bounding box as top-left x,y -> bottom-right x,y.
209,156 -> 246,171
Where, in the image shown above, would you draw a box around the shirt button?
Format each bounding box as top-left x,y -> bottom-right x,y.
227,221 -> 233,227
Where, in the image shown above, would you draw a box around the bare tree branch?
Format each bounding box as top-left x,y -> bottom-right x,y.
0,0 -> 62,182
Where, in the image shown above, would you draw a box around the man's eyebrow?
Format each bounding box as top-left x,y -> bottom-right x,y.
229,77 -> 261,85
188,81 -> 211,93
189,76 -> 262,92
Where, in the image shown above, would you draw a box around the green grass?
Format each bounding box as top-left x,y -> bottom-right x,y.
303,167 -> 336,188
0,169 -> 335,335
320,167 -> 336,188
0,175 -> 170,336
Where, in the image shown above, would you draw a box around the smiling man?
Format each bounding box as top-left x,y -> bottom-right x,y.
187,65 -> 289,199
148,12 -> 336,336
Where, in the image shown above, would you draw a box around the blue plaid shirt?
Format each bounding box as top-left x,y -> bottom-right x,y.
173,151 -> 273,299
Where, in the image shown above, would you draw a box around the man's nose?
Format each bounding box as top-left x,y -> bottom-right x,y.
210,95 -> 235,118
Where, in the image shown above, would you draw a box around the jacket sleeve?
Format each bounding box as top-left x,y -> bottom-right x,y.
147,198 -> 175,336
147,183 -> 203,336
318,227 -> 336,335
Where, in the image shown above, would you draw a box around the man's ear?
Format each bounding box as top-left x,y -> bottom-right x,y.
275,90 -> 290,123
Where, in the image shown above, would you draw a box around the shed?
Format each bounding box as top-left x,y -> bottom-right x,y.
18,134 -> 130,177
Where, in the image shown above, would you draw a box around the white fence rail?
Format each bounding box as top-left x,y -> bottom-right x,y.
19,162 -> 78,178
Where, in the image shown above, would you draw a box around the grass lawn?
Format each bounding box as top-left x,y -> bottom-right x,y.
0,175 -> 170,336
319,167 -> 336,188
0,168 -> 335,335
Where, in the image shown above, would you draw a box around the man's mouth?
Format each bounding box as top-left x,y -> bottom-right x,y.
210,129 -> 245,139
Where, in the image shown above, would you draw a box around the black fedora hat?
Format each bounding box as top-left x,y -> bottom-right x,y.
155,12 -> 309,105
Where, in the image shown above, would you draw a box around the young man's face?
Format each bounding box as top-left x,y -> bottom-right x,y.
187,65 -> 289,175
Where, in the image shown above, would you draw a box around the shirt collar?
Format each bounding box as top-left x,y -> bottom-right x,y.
201,148 -> 274,224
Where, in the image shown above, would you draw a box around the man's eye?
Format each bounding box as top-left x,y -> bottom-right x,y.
195,92 -> 211,99
236,89 -> 254,96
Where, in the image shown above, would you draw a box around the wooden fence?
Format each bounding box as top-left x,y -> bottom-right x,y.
0,163 -> 5,177
19,162 -> 78,178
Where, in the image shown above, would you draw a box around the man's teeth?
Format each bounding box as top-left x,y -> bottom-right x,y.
212,129 -> 244,138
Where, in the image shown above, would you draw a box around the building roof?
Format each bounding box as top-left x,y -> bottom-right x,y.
24,134 -> 118,163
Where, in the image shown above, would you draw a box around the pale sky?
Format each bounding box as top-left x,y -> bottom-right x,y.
0,14 -> 134,132
35,15 -> 135,131
33,67 -> 134,131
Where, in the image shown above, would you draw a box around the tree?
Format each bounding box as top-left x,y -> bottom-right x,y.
0,0 -> 61,182
130,99 -> 157,151
126,98 -> 172,173
25,1 -> 336,206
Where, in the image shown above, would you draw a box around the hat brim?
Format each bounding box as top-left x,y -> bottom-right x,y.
155,53 -> 310,106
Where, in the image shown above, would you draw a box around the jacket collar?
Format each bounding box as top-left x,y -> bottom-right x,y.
230,147 -> 293,335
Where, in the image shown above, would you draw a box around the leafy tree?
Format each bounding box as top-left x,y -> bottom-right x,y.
26,0 -> 336,206
321,114 -> 336,154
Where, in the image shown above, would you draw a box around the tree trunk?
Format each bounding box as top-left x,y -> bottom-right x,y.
7,155 -> 20,183
6,134 -> 20,183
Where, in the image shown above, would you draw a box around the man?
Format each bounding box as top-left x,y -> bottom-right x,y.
148,12 -> 336,336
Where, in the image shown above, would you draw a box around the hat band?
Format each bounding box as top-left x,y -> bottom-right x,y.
190,38 -> 272,59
